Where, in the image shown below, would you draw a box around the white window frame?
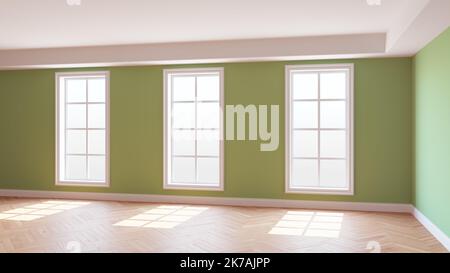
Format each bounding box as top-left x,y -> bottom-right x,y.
163,67 -> 224,191
285,64 -> 354,195
55,71 -> 110,187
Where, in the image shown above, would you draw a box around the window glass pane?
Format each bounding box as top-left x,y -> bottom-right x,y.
293,131 -> 317,158
66,79 -> 86,103
293,73 -> 318,100
197,130 -> 220,156
197,75 -> 219,101
197,102 -> 220,129
293,101 -> 318,128
320,101 -> 346,128
172,103 -> 195,128
167,70 -> 222,188
88,155 -> 106,181
66,155 -> 86,180
172,130 -> 195,156
320,160 -> 347,188
197,158 -> 220,184
320,72 -> 346,99
59,74 -> 108,185
320,131 -> 346,158
88,130 -> 106,154
173,76 -> 195,101
291,159 -> 319,187
67,104 -> 86,128
88,104 -> 106,128
171,157 -> 195,183
288,68 -> 351,193
66,130 -> 86,154
88,78 -> 106,102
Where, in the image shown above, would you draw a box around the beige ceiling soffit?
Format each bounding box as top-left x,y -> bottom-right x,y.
386,0 -> 430,51
0,33 -> 385,69
387,0 -> 450,55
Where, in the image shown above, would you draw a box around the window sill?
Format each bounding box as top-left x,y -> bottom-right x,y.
286,187 -> 354,196
164,183 -> 224,192
56,181 -> 110,188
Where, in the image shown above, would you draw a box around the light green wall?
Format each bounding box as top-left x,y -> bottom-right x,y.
414,27 -> 450,236
0,58 -> 412,203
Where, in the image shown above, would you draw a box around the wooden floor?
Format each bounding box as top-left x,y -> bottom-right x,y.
0,197 -> 446,253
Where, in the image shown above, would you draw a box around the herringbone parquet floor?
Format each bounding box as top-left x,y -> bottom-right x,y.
0,197 -> 446,253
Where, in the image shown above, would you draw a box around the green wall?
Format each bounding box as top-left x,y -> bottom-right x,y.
0,58 -> 412,203
414,27 -> 450,236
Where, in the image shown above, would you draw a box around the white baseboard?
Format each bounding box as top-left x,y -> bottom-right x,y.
0,189 -> 413,213
413,208 -> 450,251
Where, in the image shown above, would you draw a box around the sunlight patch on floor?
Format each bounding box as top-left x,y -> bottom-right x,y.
113,205 -> 208,229
269,211 -> 343,238
0,200 -> 90,222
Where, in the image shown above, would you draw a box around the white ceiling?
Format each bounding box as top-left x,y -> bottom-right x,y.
0,0 -> 449,69
0,0 -> 415,49
0,0 -> 414,49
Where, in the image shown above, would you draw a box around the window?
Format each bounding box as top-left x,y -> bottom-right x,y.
56,72 -> 109,186
285,64 -> 353,195
164,68 -> 224,190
